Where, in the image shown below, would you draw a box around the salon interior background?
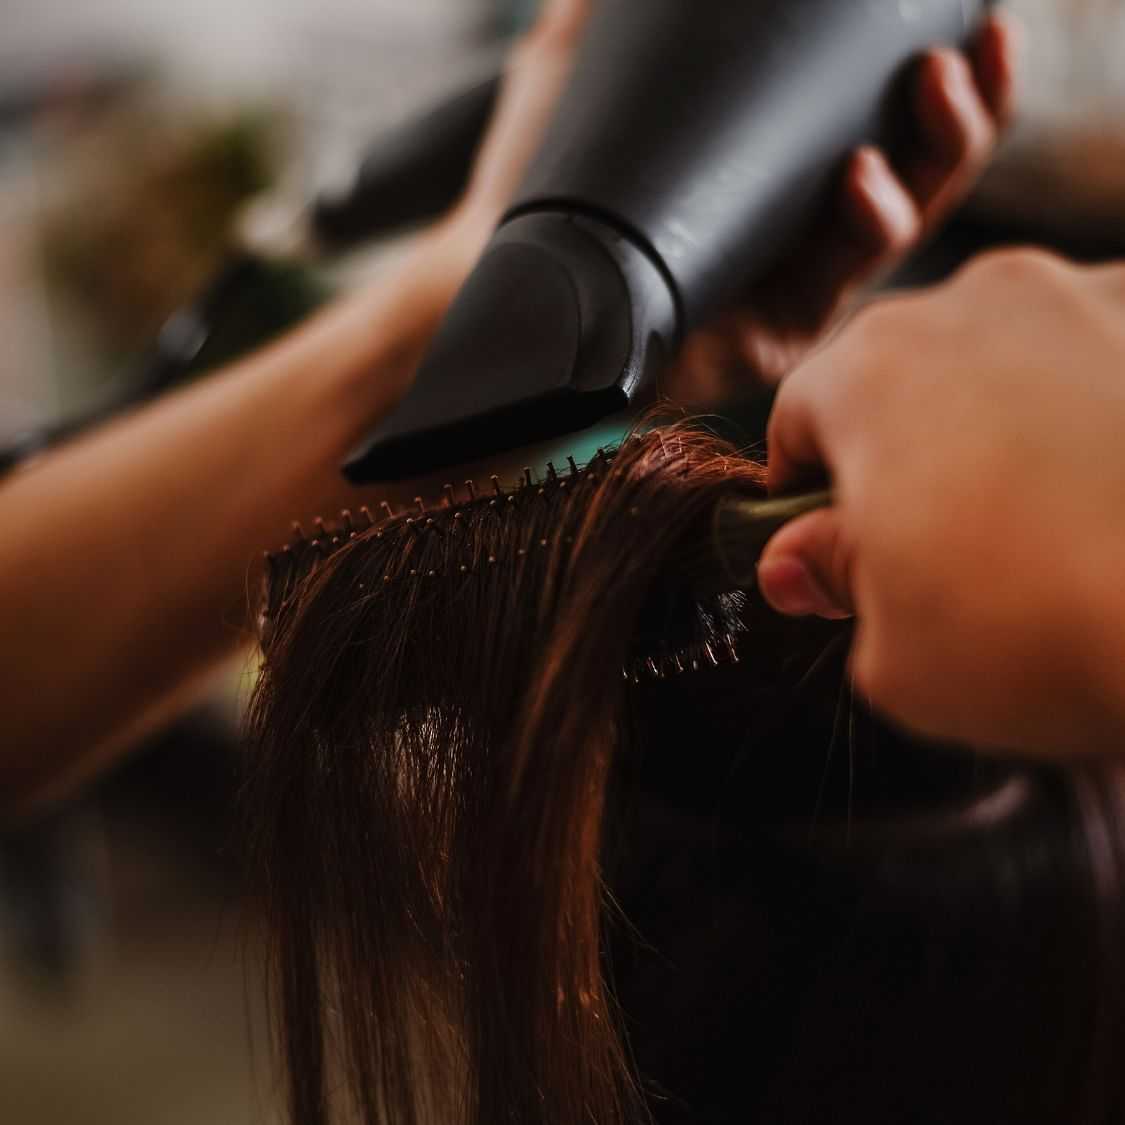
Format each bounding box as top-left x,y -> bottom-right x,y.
1,1 -> 1125,1123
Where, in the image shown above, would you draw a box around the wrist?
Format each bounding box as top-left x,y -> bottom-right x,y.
430,203 -> 498,283
295,218 -> 486,453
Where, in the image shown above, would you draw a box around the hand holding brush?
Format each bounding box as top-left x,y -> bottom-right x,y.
761,252 -> 1125,757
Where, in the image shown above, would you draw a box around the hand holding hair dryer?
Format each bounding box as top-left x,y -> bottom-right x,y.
346,0 -> 995,483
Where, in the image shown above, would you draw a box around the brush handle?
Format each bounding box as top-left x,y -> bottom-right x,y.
713,491 -> 834,589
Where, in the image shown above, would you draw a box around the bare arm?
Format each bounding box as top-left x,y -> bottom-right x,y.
0,223 -> 478,812
0,0 -> 590,816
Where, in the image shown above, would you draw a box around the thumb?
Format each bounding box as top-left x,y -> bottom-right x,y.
757,508 -> 856,620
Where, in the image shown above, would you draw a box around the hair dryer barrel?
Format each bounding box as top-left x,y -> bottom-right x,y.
345,0 -> 993,483
511,0 -> 992,327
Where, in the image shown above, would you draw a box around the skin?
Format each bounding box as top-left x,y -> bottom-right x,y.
760,252 -> 1125,757
0,0 -> 1016,815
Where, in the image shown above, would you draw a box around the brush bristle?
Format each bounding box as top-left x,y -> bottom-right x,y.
261,447 -> 755,683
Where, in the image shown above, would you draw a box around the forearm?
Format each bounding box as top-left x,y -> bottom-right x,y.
0,221 -> 476,813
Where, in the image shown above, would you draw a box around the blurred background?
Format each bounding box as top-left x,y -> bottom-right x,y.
1,1 -> 1124,1122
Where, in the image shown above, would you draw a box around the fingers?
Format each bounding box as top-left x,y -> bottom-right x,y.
763,299 -> 888,508
837,17 -> 1019,270
900,13 -> 1019,220
802,146 -> 923,302
757,508 -> 855,621
765,367 -> 831,496
974,11 -> 1021,127
903,46 -> 998,216
843,147 -> 923,257
734,146 -> 923,356
902,9 -> 1022,224
748,14 -> 1018,357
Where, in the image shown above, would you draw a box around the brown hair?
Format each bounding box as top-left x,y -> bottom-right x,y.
245,422 -> 1125,1125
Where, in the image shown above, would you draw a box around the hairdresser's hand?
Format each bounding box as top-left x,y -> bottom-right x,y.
673,12 -> 1020,399
758,250 -> 1125,756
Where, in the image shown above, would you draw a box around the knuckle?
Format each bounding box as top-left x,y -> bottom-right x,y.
767,378 -> 812,446
848,299 -> 894,339
846,296 -> 918,359
957,246 -> 1070,287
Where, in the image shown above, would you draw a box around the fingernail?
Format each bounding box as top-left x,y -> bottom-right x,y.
758,556 -> 849,620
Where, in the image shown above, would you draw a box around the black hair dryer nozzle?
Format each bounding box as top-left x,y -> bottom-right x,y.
346,0 -> 993,484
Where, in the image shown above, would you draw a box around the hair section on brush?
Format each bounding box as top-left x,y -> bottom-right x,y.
246,427 -> 780,1125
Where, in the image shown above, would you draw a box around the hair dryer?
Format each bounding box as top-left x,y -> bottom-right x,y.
345,0 -> 995,483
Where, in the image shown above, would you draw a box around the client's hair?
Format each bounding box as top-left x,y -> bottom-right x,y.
246,424 -> 1125,1125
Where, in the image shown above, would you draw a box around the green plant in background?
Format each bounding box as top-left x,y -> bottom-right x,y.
41,106 -> 283,382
